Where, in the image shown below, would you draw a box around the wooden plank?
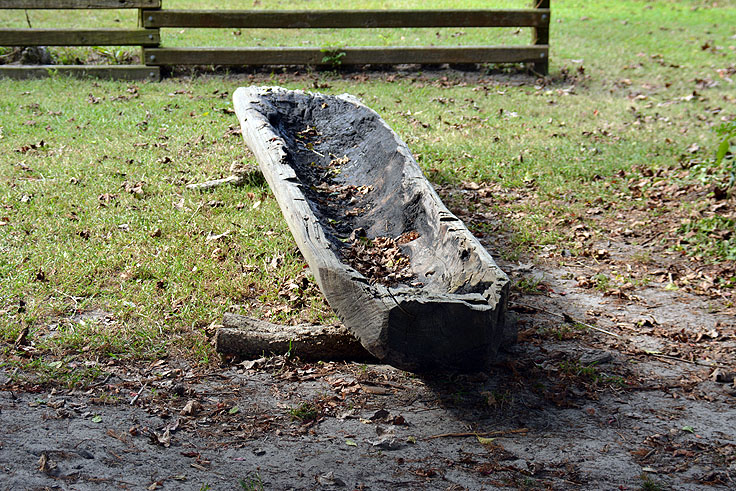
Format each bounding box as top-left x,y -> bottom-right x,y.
142,9 -> 549,29
0,0 -> 160,7
0,64 -> 160,80
531,0 -> 550,75
0,29 -> 159,46
144,46 -> 548,66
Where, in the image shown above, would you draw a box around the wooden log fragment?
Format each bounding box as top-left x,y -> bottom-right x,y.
0,28 -> 159,46
142,9 -> 549,29
0,0 -> 160,8
216,313 -> 372,361
144,45 -> 548,66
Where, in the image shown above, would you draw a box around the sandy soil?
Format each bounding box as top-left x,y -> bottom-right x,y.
2,247 -> 734,490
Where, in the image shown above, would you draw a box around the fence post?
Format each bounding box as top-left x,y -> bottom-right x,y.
139,1 -> 161,73
532,0 -> 549,75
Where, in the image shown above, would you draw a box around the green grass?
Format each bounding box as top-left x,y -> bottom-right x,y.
558,360 -> 626,388
513,276 -> 543,294
676,215 -> 736,261
1,350 -> 106,387
0,77 -> 335,368
538,322 -> 587,341
1,0 -> 735,382
238,472 -> 265,491
640,474 -> 665,491
288,400 -> 321,423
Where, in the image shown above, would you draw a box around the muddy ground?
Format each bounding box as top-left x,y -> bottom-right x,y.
2,241 -> 735,490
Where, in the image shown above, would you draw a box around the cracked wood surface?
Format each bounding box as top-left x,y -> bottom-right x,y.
233,86 -> 509,371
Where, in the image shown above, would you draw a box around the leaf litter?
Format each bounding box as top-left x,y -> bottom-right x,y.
290,121 -> 423,288
342,230 -> 415,287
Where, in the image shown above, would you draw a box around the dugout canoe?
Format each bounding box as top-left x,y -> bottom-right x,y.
233,86 -> 510,371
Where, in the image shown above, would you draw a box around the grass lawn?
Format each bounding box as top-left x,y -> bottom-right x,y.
1,0 -> 735,385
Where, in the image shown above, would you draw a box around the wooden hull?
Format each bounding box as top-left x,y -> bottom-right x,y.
233,86 -> 509,371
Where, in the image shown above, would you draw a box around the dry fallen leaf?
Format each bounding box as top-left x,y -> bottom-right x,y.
37,452 -> 56,473
180,399 -> 202,416
122,180 -> 145,196
343,234 -> 414,286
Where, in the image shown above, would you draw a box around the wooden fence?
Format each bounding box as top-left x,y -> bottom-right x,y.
0,1 -> 549,80
0,0 -> 161,80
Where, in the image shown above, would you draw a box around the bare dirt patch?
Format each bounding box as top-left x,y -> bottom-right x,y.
2,248 -> 734,490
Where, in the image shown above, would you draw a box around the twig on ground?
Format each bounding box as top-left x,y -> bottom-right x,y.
5,367 -> 20,385
427,428 -> 529,440
510,301 -> 621,338
73,438 -> 94,449
89,372 -> 113,388
52,288 -> 81,311
130,383 -> 147,405
185,202 -> 204,225
643,351 -> 730,369
614,431 -> 630,443
185,174 -> 245,190
638,235 -> 659,247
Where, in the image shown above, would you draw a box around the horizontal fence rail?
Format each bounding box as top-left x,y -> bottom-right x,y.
0,28 -> 160,46
144,46 -> 547,67
0,64 -> 160,79
142,9 -> 549,29
0,0 -> 159,8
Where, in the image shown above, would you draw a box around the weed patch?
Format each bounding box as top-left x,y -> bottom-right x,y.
676,216 -> 736,261
239,472 -> 265,491
557,360 -> 627,389
288,400 -> 321,423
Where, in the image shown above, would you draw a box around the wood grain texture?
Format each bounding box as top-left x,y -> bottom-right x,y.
0,0 -> 160,7
142,9 -> 549,29
0,64 -> 160,80
0,28 -> 159,46
144,46 -> 548,66
216,313 -> 372,360
232,86 -> 510,371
